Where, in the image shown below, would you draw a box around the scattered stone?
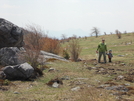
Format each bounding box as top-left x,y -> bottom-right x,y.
124,83 -> 130,86
119,63 -> 126,66
48,68 -> 55,72
91,67 -> 97,69
52,82 -> 59,88
98,84 -> 110,88
115,75 -> 124,80
46,78 -> 63,88
61,76 -> 70,80
14,91 -> 20,94
87,85 -> 92,87
71,86 -> 80,91
75,78 -> 89,80
105,85 -> 128,92
118,55 -> 125,57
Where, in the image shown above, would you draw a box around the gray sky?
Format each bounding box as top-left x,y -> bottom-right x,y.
0,0 -> 134,38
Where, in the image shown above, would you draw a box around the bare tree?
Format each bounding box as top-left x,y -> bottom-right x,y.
68,35 -> 82,62
91,27 -> 100,37
61,34 -> 67,40
115,30 -> 121,39
61,34 -> 67,43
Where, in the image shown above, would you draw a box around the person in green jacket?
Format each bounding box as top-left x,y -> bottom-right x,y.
96,39 -> 107,63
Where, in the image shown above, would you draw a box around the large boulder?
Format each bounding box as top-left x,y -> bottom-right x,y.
2,62 -> 34,80
0,18 -> 24,48
0,47 -> 26,66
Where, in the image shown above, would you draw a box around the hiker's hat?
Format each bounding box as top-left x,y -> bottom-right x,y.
109,49 -> 112,52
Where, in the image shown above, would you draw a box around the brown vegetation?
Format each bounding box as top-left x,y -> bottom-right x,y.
41,37 -> 60,54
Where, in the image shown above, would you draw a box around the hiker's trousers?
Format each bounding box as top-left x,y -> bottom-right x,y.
98,52 -> 106,63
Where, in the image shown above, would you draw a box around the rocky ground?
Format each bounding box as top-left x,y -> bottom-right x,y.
83,59 -> 134,101
1,59 -> 134,101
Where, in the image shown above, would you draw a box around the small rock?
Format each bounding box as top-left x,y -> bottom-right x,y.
118,55 -> 124,57
124,83 -> 130,86
48,68 -> 55,72
75,78 -> 88,80
14,91 -> 20,94
61,76 -> 70,80
116,75 -> 124,80
52,82 -> 59,88
71,86 -> 80,91
91,67 -> 97,69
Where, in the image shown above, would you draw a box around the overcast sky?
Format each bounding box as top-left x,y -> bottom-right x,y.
0,0 -> 134,38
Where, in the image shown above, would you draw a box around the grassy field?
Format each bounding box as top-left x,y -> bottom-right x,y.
0,33 -> 134,101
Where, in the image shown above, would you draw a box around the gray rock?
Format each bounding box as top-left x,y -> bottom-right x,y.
116,75 -> 124,80
105,85 -> 128,92
2,62 -> 34,80
38,51 -> 68,64
0,18 -> 24,48
61,76 -> 70,80
52,82 -> 59,88
48,68 -> 55,72
71,86 -> 81,91
0,46 -> 67,66
0,71 -> 6,79
13,91 -> 20,94
118,55 -> 125,57
0,47 -> 26,66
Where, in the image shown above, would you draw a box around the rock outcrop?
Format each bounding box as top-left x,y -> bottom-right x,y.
0,18 -> 24,48
0,47 -> 25,66
0,18 -> 68,81
39,51 -> 68,63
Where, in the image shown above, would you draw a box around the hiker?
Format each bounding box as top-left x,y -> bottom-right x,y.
96,39 -> 107,63
106,49 -> 113,62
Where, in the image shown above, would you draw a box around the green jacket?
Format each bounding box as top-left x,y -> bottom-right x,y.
97,42 -> 107,52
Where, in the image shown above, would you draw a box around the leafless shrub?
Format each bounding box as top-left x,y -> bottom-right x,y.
23,24 -> 45,76
68,35 -> 82,62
